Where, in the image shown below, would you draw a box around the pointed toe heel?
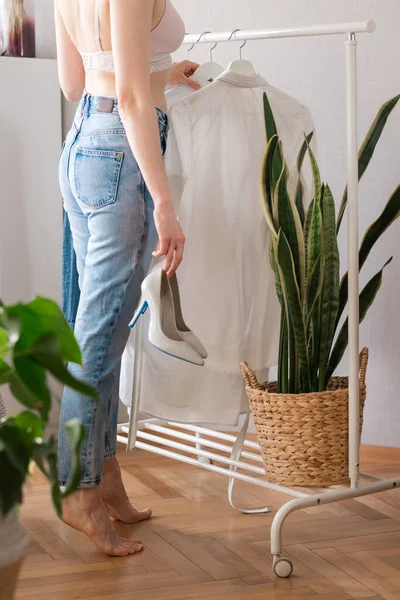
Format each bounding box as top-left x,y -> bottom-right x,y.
128,266 -> 206,366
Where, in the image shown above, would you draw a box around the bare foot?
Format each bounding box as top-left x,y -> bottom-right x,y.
62,487 -> 143,557
102,457 -> 152,524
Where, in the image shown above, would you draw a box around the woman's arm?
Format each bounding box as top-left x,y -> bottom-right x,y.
110,0 -> 185,275
54,1 -> 85,102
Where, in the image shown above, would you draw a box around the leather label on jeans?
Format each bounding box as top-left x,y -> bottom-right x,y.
97,98 -> 114,113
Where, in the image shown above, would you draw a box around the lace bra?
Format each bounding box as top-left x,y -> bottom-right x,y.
80,0 -> 185,74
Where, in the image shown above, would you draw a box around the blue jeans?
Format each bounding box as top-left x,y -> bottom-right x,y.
58,93 -> 167,487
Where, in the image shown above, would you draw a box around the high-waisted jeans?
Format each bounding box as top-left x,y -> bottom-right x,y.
58,94 -> 167,487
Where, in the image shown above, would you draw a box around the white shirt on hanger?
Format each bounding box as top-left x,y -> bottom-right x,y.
120,65 -> 315,426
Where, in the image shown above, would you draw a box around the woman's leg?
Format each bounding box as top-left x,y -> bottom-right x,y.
58,134 -> 156,554
100,182 -> 156,523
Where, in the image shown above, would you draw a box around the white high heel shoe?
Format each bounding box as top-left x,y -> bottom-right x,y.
169,273 -> 208,359
130,267 -> 205,366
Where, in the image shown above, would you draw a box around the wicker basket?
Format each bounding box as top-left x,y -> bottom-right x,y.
241,348 -> 369,488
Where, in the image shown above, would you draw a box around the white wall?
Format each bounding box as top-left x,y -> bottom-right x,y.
0,58 -> 62,303
0,57 -> 63,421
29,0 -> 400,446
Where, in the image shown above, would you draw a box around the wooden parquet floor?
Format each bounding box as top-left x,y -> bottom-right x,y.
16,443 -> 400,600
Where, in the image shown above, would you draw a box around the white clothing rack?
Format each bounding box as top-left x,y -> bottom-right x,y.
118,20 -> 400,578
183,20 -> 376,43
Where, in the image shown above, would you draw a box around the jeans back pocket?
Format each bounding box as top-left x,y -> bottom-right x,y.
74,148 -> 124,209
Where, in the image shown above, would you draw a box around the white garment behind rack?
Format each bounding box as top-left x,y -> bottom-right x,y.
120,67 -> 315,426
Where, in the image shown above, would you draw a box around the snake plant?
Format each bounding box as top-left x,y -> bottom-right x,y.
261,93 -> 400,394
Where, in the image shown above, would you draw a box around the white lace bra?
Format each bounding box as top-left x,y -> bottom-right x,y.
80,51 -> 173,74
79,0 -> 184,74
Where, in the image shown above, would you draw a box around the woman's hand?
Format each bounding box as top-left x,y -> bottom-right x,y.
152,203 -> 186,276
168,60 -> 201,91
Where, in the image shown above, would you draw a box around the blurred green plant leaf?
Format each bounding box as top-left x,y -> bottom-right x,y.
28,297 -> 82,364
60,419 -> 86,499
31,335 -> 96,399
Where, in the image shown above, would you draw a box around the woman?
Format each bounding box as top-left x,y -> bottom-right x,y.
55,0 -> 198,557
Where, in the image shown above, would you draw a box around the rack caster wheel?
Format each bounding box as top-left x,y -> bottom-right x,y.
273,557 -> 293,578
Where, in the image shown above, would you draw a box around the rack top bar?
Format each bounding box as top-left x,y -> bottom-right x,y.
183,21 -> 376,45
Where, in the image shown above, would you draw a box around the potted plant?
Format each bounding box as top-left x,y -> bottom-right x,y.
242,93 -> 400,488
0,296 -> 96,599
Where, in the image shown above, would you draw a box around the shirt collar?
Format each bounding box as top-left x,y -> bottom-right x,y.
215,66 -> 267,88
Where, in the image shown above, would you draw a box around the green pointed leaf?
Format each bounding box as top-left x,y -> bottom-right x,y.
272,144 -> 284,194
269,241 -> 283,304
336,185 -> 400,328
288,317 -> 297,394
261,135 -> 279,238
306,136 -> 322,208
263,91 -> 278,140
297,131 -> 314,173
277,230 -> 310,390
273,159 -> 306,296
318,185 -> 340,390
263,93 -> 283,188
305,254 -> 323,329
306,188 -> 323,281
327,257 -> 393,380
306,184 -> 324,390
305,254 -> 324,390
337,94 -> 400,232
278,310 -> 288,393
270,241 -> 288,392
294,131 -> 314,227
304,199 -> 314,249
294,179 -> 305,227
359,185 -> 400,268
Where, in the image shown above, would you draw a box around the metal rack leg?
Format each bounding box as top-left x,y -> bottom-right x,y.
270,477 -> 400,578
346,32 -> 361,490
126,318 -> 144,451
196,432 -> 212,464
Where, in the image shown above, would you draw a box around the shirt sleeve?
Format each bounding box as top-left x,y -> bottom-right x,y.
164,100 -> 193,214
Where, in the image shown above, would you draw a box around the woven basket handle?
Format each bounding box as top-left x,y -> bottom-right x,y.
241,348 -> 368,390
240,361 -> 263,390
359,347 -> 369,386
